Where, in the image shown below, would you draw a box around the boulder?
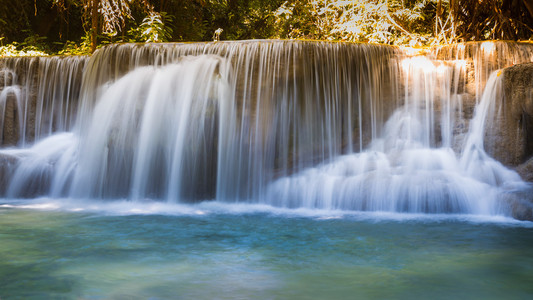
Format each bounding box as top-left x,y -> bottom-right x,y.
503,187 -> 533,221
484,63 -> 533,169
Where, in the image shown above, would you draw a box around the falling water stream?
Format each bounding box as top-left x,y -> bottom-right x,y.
1,40 -> 533,298
1,41 -> 531,211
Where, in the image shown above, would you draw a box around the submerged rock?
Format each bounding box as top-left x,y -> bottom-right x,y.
503,187 -> 533,221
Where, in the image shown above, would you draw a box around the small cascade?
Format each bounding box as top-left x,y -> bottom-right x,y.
71,41 -> 400,201
433,41 -> 533,100
1,40 -> 533,216
265,70 -> 525,213
0,56 -> 87,146
5,56 -> 232,199
459,71 -> 522,186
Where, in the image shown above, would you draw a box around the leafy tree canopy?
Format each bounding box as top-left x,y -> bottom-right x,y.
0,0 -> 532,55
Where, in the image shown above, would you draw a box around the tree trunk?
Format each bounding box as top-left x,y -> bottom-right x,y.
91,0 -> 98,53
450,0 -> 458,39
436,0 -> 442,35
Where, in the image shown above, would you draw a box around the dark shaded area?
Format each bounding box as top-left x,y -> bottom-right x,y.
454,0 -> 533,41
0,0 -> 84,52
0,0 -> 285,52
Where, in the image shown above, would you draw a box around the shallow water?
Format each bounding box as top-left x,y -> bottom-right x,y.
1,200 -> 533,299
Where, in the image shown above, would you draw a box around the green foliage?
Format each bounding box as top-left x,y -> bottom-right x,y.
273,1 -> 321,39
0,30 -> 50,56
273,0 -> 532,45
19,32 -> 52,53
129,12 -> 174,42
197,0 -> 285,41
1,0 -> 531,56
0,43 -> 49,57
57,34 -> 92,55
274,0 -> 440,45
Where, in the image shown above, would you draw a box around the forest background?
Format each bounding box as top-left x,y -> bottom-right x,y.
1,0 -> 533,56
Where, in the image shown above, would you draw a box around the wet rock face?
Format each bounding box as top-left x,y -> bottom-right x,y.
504,63 -> 533,165
0,69 -> 15,86
516,157 -> 533,182
1,89 -> 20,146
485,63 -> 533,168
0,153 -> 17,193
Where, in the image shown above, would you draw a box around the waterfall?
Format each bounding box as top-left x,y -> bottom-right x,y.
264,69 -> 525,213
1,40 -> 532,215
433,41 -> 533,99
0,56 -> 87,146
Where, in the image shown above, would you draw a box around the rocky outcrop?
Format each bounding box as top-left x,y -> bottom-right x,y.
490,62 -> 533,221
481,63 -> 533,168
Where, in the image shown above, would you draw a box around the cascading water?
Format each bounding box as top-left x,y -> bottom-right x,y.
265,70 -> 525,213
0,56 -> 87,146
1,40 -> 532,216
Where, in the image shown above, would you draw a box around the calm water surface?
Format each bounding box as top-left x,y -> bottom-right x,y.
1,199 -> 533,299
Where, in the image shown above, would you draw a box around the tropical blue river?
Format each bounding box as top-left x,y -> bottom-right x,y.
1,199 -> 533,299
